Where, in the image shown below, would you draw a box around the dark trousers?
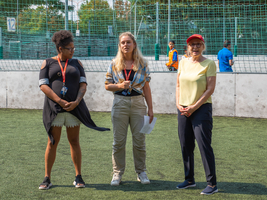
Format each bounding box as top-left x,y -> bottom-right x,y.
178,103 -> 216,186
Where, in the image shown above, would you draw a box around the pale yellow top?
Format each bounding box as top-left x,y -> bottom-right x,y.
178,58 -> 216,106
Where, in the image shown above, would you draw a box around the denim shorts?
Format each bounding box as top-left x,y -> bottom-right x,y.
51,112 -> 81,128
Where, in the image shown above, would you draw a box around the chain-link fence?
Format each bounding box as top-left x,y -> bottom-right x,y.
0,0 -> 267,72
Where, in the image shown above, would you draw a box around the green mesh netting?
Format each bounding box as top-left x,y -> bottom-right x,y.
0,0 -> 266,72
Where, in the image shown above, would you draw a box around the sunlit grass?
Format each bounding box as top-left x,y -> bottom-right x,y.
0,109 -> 266,200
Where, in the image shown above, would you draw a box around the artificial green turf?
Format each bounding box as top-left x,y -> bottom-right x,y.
0,109 -> 266,200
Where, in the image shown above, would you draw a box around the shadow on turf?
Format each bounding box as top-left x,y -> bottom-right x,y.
50,180 -> 178,191
217,182 -> 267,195
50,181 -> 267,195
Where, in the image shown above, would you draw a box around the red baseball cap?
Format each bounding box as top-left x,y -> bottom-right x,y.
186,34 -> 205,44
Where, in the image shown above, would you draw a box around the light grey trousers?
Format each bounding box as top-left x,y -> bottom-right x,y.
111,94 -> 147,175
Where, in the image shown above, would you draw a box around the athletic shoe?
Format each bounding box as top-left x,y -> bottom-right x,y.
111,173 -> 122,186
73,175 -> 85,188
39,176 -> 52,190
200,185 -> 218,195
176,180 -> 196,189
137,172 -> 150,184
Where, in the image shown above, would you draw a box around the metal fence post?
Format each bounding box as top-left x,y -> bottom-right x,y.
234,17 -> 237,57
167,0 -> 170,57
0,27 -> 2,59
108,34 -> 110,56
134,2 -> 136,37
155,43 -> 159,61
88,20 -> 91,56
155,2 -> 159,61
65,0 -> 68,30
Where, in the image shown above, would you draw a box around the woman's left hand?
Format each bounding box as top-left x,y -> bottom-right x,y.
63,101 -> 78,111
148,109 -> 154,124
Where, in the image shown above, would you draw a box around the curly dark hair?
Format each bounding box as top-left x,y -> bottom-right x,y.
52,30 -> 74,53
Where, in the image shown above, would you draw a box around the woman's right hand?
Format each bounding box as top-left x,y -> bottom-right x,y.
120,81 -> 131,89
58,98 -> 68,108
105,81 -> 131,92
40,85 -> 69,109
177,105 -> 191,117
177,105 -> 184,112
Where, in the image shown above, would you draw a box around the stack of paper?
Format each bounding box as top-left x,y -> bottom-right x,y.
140,116 -> 157,134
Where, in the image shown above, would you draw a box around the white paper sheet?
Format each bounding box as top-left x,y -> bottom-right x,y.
140,116 -> 157,134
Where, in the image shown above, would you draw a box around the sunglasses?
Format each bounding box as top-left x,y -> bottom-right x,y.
189,43 -> 203,48
63,47 -> 75,51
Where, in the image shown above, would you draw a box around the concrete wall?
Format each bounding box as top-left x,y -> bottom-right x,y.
0,71 -> 266,118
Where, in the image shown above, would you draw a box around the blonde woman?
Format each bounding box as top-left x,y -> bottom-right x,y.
105,32 -> 153,186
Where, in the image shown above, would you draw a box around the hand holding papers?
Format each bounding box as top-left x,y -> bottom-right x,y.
140,115 -> 157,134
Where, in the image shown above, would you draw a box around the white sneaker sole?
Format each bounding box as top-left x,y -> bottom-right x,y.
176,184 -> 196,189
110,181 -> 121,186
39,183 -> 52,190
137,177 -> 150,184
201,189 -> 218,195
73,181 -> 85,188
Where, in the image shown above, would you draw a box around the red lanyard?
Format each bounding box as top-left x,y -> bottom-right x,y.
124,62 -> 134,81
57,56 -> 68,84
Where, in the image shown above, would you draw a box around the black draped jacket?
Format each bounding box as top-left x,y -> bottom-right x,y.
39,58 -> 109,144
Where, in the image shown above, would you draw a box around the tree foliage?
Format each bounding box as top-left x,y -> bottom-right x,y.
18,5 -> 65,34
114,0 -> 131,19
78,0 -> 113,34
0,0 -> 72,15
0,0 -> 73,34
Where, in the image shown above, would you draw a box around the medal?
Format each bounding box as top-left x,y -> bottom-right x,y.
61,82 -> 68,96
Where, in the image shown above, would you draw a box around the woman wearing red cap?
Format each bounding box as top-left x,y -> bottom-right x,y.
175,34 -> 218,195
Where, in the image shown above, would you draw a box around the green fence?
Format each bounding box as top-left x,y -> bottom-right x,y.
0,0 -> 267,72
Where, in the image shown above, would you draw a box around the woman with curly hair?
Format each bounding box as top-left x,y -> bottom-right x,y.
38,30 -> 109,190
105,32 -> 153,186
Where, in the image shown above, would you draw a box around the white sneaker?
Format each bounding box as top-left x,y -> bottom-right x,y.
137,172 -> 150,184
110,173 -> 122,186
